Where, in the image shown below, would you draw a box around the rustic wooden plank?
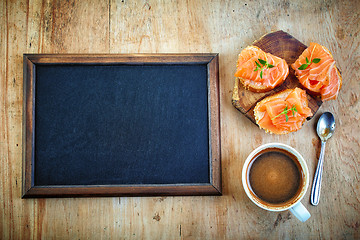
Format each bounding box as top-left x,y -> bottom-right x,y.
1,0 -> 360,239
23,184 -> 220,198
24,53 -> 216,64
22,56 -> 35,196
0,1 -> 8,238
36,0 -> 110,53
1,1 -> 33,239
208,54 -> 222,193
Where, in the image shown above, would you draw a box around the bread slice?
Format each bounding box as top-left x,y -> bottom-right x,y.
254,88 -> 310,134
235,46 -> 289,93
238,76 -> 277,93
291,42 -> 342,101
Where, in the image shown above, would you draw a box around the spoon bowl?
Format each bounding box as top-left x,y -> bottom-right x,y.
316,112 -> 336,142
310,112 -> 336,206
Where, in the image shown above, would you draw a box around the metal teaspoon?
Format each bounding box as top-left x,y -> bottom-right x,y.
310,112 -> 336,206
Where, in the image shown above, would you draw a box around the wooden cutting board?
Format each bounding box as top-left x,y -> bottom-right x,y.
232,30 -> 322,124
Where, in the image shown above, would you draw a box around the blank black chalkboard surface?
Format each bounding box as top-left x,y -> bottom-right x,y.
22,54 -> 221,198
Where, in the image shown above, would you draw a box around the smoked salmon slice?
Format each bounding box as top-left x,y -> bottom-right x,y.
291,42 -> 342,101
254,88 -> 313,134
234,46 -> 289,92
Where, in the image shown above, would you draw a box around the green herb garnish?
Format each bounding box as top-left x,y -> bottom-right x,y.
254,58 -> 275,79
298,57 -> 321,70
271,104 -> 298,122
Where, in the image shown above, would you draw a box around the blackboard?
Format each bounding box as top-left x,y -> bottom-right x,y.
22,54 -> 221,198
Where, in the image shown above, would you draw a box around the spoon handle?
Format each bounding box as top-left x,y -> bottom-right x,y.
311,141 -> 326,206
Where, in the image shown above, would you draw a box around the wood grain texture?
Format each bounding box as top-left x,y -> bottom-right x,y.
1,0 -> 359,239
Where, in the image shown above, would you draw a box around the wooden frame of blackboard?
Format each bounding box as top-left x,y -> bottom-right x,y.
22,54 -> 221,198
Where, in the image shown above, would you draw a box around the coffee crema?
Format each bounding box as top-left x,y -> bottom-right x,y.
247,148 -> 303,206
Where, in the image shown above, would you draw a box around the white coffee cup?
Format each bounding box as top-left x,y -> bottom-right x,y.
242,143 -> 311,222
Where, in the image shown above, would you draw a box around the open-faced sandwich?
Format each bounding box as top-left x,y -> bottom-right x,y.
291,42 -> 342,101
254,88 -> 313,134
234,46 -> 289,92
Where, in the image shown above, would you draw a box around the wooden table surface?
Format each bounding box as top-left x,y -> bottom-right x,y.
1,0 -> 359,239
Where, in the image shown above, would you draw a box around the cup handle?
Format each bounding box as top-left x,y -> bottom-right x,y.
289,202 -> 311,222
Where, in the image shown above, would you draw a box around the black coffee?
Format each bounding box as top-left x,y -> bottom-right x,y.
248,148 -> 302,205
